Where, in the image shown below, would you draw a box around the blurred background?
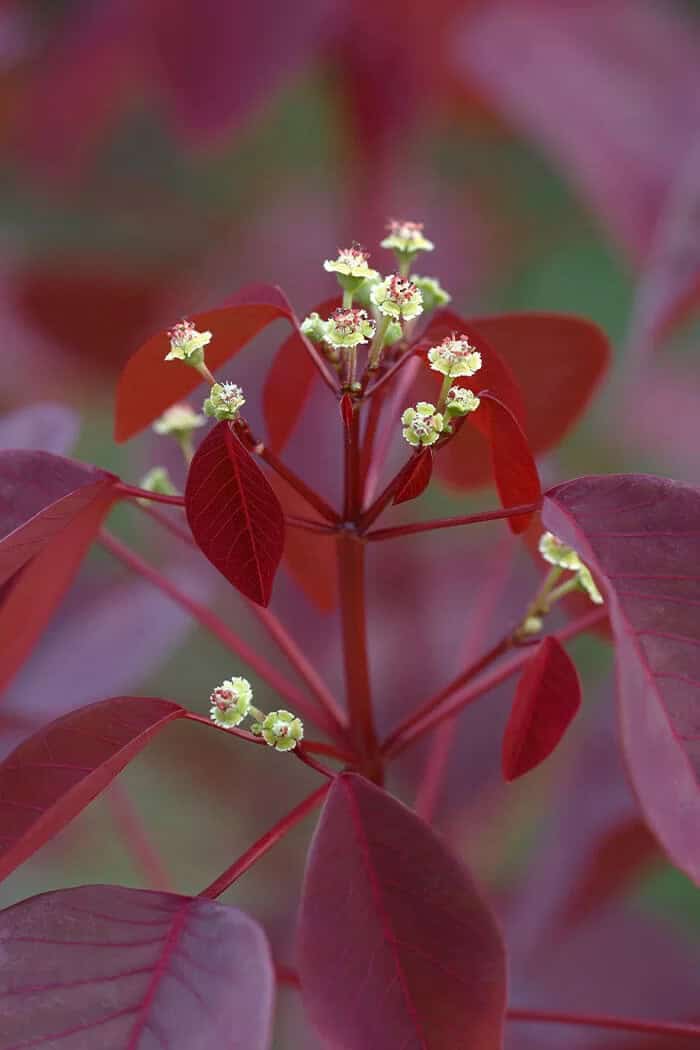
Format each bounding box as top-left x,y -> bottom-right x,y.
1,1 -> 700,1046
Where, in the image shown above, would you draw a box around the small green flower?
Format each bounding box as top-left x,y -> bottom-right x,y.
209,677 -> 253,728
165,320 -> 212,365
578,565 -> 604,605
412,275 -> 451,311
203,382 -> 246,422
384,321 -> 404,348
445,386 -> 480,418
370,275 -> 423,321
401,402 -> 445,447
323,244 -> 378,282
152,403 -> 206,437
381,219 -> 434,256
256,710 -> 304,751
538,531 -> 583,572
139,466 -> 177,496
428,335 -> 482,378
324,307 -> 375,350
300,312 -> 327,343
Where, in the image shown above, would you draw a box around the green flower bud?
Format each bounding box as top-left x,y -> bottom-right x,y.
578,565 -> 604,605
323,244 -> 378,285
370,275 -> 423,321
401,402 -> 445,447
381,219 -> 434,256
258,710 -> 304,751
209,677 -> 253,728
428,334 -> 482,378
152,403 -> 206,438
165,320 -> 212,365
139,466 -> 177,496
445,386 -> 480,417
203,382 -> 246,422
538,532 -> 583,572
412,275 -> 451,311
300,312 -> 327,343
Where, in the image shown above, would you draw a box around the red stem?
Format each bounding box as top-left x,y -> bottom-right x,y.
383,607 -> 607,757
241,430 -> 340,525
358,451 -> 420,532
99,530 -> 338,737
294,746 -> 336,779
116,483 -> 185,507
359,387 -> 385,499
507,1008 -> 700,1039
363,355 -> 422,504
185,712 -> 353,763
336,533 -> 380,773
285,515 -> 339,535
106,782 -> 173,891
137,502 -> 194,546
199,784 -> 329,899
365,502 -> 541,541
362,343 -> 422,400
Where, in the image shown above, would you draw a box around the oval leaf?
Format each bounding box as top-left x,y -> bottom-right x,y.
0,697 -> 184,883
263,295 -> 340,453
543,473 -> 700,884
502,635 -> 582,781
185,422 -> 285,606
0,450 -> 116,584
298,773 -> 507,1050
0,884 -> 274,1050
115,283 -> 300,442
392,449 -> 433,506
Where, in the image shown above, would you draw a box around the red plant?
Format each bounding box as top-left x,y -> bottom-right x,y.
0,226 -> 698,1049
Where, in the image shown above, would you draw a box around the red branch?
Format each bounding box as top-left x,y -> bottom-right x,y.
199,784 -> 330,899
507,1008 -> 700,1039
365,502 -> 541,541
117,482 -> 185,507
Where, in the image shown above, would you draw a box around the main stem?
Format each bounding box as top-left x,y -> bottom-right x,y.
507,1008 -> 700,1040
337,533 -> 379,774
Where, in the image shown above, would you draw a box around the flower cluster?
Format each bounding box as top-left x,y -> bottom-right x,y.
203,382 -> 246,422
401,402 -> 445,447
152,403 -> 206,437
428,334 -> 482,378
209,676 -> 304,751
381,219 -> 434,256
324,244 -> 378,283
165,320 -> 212,364
539,531 -> 604,605
370,274 -> 423,321
445,386 -> 480,418
324,307 -> 376,350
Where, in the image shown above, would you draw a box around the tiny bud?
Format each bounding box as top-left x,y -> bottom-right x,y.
445,386 -> 480,417
401,402 -> 445,447
139,466 -> 177,496
152,403 -> 206,437
370,275 -> 424,321
428,334 -> 482,378
520,614 -> 543,637
324,307 -> 375,350
323,243 -> 378,283
381,219 -> 434,256
578,565 -> 604,605
203,381 -> 246,422
209,676 -> 253,728
301,312 -> 327,343
411,275 -> 451,311
538,531 -> 582,572
260,709 -> 304,751
165,320 -> 212,365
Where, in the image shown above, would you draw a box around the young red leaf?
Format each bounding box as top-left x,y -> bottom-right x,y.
502,636 -> 582,780
0,697 -> 184,883
0,885 -> 274,1050
543,473 -> 700,884
263,295 -> 340,453
0,450 -> 117,584
298,773 -> 507,1050
185,422 -> 285,606
470,313 -> 609,455
115,283 -> 302,442
267,471 -> 337,613
392,449 -> 433,506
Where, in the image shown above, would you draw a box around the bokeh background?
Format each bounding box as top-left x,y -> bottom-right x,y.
1,1 -> 700,1046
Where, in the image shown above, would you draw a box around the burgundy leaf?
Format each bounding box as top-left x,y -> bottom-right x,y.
115,283 -> 302,442
0,884 -> 274,1049
298,773 -> 507,1050
262,296 -> 340,453
392,449 -> 433,506
0,450 -> 116,584
0,697 -> 184,883
502,636 -> 582,781
543,473 -> 700,883
185,422 -> 284,606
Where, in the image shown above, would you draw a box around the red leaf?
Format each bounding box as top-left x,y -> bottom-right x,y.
0,885 -> 274,1049
115,283 -> 300,442
0,697 -> 184,883
267,472 -> 337,613
298,773 -> 507,1050
0,450 -> 116,584
185,422 -> 285,606
544,473 -> 700,884
392,449 -> 433,506
467,392 -> 541,533
470,313 -> 609,456
263,295 -> 340,453
502,636 -> 582,780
